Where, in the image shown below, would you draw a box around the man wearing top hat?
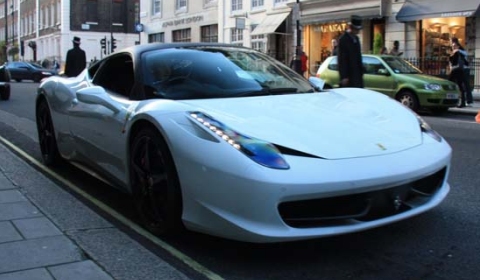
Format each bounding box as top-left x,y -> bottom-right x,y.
338,15 -> 364,88
64,36 -> 87,77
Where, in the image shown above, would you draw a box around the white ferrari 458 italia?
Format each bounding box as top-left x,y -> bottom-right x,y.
35,43 -> 451,243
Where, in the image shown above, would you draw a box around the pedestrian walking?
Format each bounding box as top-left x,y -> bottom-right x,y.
338,15 -> 364,88
64,36 -> 87,77
451,37 -> 474,106
449,41 -> 468,108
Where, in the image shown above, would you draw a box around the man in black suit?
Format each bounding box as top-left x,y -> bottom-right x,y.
64,36 -> 87,77
338,15 -> 364,88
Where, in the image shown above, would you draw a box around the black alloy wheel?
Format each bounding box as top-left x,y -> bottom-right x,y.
36,100 -> 61,166
130,128 -> 183,236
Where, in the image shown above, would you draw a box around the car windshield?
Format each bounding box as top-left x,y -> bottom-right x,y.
382,56 -> 422,74
142,46 -> 314,100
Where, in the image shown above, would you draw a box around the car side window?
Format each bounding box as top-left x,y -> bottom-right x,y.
363,57 -> 385,75
328,57 -> 338,71
92,54 -> 135,99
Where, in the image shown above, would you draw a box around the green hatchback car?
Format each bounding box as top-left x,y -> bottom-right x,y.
316,55 -> 460,113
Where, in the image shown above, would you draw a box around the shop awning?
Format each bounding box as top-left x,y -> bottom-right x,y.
251,12 -> 290,36
299,7 -> 382,25
396,0 -> 480,22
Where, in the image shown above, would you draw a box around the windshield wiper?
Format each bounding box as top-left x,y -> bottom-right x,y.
236,87 -> 298,97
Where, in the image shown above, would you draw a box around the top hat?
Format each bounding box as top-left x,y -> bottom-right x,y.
72,36 -> 81,44
349,15 -> 363,30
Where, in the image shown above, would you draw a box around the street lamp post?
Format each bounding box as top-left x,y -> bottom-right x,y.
3,0 -> 8,62
292,0 -> 302,75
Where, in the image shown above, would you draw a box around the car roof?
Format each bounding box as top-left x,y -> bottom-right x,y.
119,42 -> 253,55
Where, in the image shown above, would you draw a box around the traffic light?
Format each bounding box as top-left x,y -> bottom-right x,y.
100,37 -> 106,55
111,37 -> 117,53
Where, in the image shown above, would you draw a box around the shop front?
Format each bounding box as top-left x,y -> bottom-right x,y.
396,0 -> 479,77
299,0 -> 386,75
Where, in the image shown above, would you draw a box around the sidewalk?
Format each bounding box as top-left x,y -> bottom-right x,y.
447,91 -> 480,116
0,143 -> 192,280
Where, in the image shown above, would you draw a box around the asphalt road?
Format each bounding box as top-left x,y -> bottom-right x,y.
0,82 -> 479,280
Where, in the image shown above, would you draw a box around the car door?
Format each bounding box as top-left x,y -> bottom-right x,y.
68,53 -> 137,185
362,56 -> 397,98
8,62 -> 29,80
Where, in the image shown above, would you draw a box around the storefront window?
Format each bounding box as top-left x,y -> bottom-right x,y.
422,17 -> 465,75
306,22 -> 346,74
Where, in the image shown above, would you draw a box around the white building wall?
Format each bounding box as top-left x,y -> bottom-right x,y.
140,0 -> 218,43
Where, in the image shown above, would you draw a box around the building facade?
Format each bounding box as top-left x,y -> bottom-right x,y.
0,0 -> 139,67
139,0 -> 219,44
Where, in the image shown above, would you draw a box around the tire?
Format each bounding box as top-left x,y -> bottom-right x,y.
130,128 -> 184,236
33,74 -> 42,83
36,100 -> 62,166
15,79 -> 21,82
396,90 -> 420,112
0,85 -> 10,101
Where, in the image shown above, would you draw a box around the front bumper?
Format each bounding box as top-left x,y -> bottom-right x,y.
178,137 -> 452,243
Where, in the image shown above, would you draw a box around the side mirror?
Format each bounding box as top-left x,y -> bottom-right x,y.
76,86 -> 122,113
378,68 -> 390,76
308,76 -> 325,91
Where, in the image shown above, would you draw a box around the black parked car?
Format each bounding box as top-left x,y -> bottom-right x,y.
0,63 -> 11,100
6,61 -> 56,83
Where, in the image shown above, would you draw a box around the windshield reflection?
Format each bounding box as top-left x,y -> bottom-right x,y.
143,47 -> 313,100
383,57 -> 422,74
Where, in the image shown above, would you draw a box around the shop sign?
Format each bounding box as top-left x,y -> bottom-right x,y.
441,11 -> 474,17
162,16 -> 204,28
313,23 -> 347,33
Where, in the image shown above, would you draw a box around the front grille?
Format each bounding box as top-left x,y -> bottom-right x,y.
427,99 -> 441,104
442,99 -> 458,105
278,167 -> 447,228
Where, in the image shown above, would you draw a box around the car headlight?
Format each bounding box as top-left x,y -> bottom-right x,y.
190,112 -> 290,169
41,72 -> 52,75
417,115 -> 442,142
424,83 -> 442,91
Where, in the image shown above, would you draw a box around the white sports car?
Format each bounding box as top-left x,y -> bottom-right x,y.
36,43 -> 451,243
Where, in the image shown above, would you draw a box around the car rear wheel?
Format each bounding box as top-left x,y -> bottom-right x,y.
33,74 -> 42,83
396,91 -> 419,112
130,128 -> 183,236
0,85 -> 10,100
36,100 -> 62,166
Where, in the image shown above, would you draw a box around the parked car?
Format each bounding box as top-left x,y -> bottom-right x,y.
6,61 -> 57,83
0,63 -> 11,100
35,43 -> 451,243
316,55 -> 460,113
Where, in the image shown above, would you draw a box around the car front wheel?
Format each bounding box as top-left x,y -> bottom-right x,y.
36,100 -> 61,166
130,128 -> 183,236
396,90 -> 419,112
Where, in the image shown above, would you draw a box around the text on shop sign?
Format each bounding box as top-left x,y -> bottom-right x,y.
162,16 -> 204,28
313,23 -> 348,33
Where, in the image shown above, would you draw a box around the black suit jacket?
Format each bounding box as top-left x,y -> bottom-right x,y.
337,31 -> 364,88
65,46 -> 86,77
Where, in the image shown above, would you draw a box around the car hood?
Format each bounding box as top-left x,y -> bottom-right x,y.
397,73 -> 453,85
179,89 -> 422,159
